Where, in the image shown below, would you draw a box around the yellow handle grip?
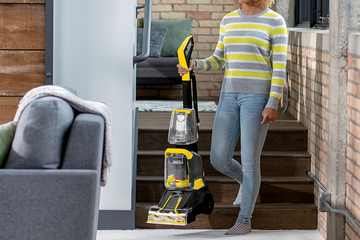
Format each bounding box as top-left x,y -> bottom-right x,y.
177,36 -> 193,81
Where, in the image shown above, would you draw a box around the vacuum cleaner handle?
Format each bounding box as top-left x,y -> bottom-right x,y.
191,71 -> 199,124
178,36 -> 198,123
178,36 -> 194,81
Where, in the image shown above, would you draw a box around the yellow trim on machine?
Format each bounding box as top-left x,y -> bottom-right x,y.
178,35 -> 193,82
166,176 -> 190,188
165,148 -> 193,159
147,195 -> 186,225
172,109 -> 191,114
194,178 -> 205,190
165,150 -> 191,188
147,195 -> 173,223
166,176 -> 175,188
174,196 -> 186,223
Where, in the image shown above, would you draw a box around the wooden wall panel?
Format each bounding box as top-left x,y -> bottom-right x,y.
0,97 -> 21,124
0,50 -> 45,96
0,4 -> 45,49
0,2 -> 45,122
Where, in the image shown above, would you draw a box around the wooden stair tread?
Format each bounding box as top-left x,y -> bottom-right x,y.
139,112 -> 307,131
138,123 -> 308,152
138,122 -> 307,132
137,150 -> 311,178
136,175 -> 313,183
137,176 -> 315,204
136,202 -> 317,210
135,202 -> 318,230
138,150 -> 311,157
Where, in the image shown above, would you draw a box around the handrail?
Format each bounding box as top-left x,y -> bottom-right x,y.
307,171 -> 360,235
306,171 -> 327,192
133,0 -> 152,64
324,202 -> 360,234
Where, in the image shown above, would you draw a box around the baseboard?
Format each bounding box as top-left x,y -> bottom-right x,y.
98,210 -> 135,230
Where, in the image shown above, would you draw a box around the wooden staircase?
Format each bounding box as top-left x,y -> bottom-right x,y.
135,109 -> 317,229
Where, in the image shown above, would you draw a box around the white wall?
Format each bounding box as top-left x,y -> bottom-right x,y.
53,0 -> 136,211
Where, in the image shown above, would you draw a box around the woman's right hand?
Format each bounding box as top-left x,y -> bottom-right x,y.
176,60 -> 197,76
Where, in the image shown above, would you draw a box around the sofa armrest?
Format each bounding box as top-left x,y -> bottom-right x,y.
62,113 -> 104,172
0,169 -> 100,240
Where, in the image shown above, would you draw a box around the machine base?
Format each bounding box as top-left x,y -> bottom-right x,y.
147,186 -> 214,226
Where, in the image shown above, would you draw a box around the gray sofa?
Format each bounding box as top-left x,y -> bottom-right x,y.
0,95 -> 104,240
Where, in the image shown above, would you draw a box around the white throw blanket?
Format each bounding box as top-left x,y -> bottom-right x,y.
14,85 -> 112,186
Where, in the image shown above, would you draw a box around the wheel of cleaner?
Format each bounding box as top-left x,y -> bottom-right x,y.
201,192 -> 214,215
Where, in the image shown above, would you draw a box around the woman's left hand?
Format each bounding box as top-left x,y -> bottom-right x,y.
261,108 -> 277,124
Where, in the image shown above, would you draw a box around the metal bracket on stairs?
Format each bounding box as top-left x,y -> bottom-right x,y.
307,171 -> 360,234
318,192 -> 331,212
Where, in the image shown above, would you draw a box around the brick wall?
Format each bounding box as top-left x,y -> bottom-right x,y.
346,34 -> 360,240
136,0 -> 237,100
287,30 -> 360,240
286,29 -> 330,238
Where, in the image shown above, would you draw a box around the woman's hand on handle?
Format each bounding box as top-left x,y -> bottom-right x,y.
261,108 -> 277,124
176,60 -> 197,76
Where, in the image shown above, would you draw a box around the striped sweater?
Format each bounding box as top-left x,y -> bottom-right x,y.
195,8 -> 288,110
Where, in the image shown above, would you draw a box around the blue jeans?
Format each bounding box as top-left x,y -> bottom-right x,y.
210,93 -> 269,224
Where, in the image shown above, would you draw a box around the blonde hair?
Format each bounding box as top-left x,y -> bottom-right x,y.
233,0 -> 274,9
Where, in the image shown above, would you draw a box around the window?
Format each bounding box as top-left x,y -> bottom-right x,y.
295,0 -> 329,29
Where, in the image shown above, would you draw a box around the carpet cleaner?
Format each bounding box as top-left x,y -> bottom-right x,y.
146,36 -> 214,226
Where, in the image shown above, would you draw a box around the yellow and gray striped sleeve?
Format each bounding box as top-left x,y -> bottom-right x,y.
266,16 -> 288,110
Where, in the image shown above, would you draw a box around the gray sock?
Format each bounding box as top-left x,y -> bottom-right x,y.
225,221 -> 251,235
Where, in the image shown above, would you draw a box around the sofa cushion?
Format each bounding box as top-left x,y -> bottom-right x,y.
0,121 -> 18,167
137,26 -> 168,58
151,18 -> 193,57
5,97 -> 74,169
62,113 -> 104,171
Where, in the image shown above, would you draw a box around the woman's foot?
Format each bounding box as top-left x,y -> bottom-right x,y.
225,221 -> 251,235
233,184 -> 242,206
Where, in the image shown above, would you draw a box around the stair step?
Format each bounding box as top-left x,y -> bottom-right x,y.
136,176 -> 314,204
136,110 -> 315,230
135,202 -> 318,230
138,110 -> 300,129
138,113 -> 308,152
137,150 -> 311,177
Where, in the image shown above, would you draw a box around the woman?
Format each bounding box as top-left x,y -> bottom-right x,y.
177,0 -> 288,235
